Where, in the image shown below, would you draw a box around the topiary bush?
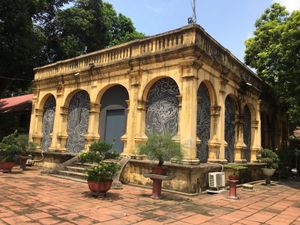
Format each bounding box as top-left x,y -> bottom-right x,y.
78,141 -> 119,164
257,148 -> 280,169
0,131 -> 35,162
138,133 -> 183,166
87,162 -> 121,182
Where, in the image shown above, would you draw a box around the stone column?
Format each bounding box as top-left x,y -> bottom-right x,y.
31,108 -> 43,150
208,105 -> 222,161
120,100 -> 130,155
217,75 -> 228,162
250,100 -> 262,162
84,102 -> 100,151
179,62 -> 200,165
56,106 -> 68,151
234,114 -> 246,163
134,99 -> 148,151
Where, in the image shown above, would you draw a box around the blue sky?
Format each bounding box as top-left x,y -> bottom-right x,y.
104,0 -> 299,62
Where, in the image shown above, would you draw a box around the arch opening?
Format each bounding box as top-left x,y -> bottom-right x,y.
99,85 -> 129,153
197,83 -> 211,162
225,96 -> 236,162
41,95 -> 56,151
145,77 -> 179,135
66,91 -> 90,152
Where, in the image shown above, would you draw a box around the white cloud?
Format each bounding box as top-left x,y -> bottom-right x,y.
272,0 -> 300,12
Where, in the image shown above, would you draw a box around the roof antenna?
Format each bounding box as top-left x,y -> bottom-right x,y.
188,0 -> 197,24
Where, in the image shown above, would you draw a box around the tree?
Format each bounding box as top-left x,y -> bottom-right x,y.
45,0 -> 144,61
0,0 -> 70,97
0,0 -> 144,96
245,3 -> 300,127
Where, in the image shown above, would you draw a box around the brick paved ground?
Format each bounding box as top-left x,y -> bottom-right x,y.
0,168 -> 300,225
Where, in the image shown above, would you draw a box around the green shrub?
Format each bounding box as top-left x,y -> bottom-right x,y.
78,141 -> 119,164
79,141 -> 121,182
257,148 -> 280,169
138,133 -> 182,166
0,131 -> 35,162
223,163 -> 247,175
87,162 -> 121,182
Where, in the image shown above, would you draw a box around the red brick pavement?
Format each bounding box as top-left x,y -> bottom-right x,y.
0,168 -> 299,224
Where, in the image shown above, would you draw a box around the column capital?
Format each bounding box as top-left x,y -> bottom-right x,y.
137,99 -> 147,111
60,106 -> 69,115
211,105 -> 221,116
35,108 -> 43,117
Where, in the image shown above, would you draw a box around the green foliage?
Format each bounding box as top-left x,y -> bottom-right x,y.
138,133 -> 183,166
87,162 -> 121,182
257,148 -> 280,169
244,3 -> 300,127
0,131 -> 35,162
0,0 -> 144,97
79,141 -> 119,163
223,163 -> 247,175
0,0 -> 68,97
79,140 -> 120,182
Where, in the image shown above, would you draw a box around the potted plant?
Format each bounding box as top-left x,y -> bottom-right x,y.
79,141 -> 120,196
224,163 -> 247,181
0,131 -> 34,172
87,162 -> 120,195
138,133 -> 183,175
257,148 -> 279,185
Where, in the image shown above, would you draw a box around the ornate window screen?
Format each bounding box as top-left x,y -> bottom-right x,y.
225,96 -> 235,162
146,78 -> 179,135
197,83 -> 211,162
243,106 -> 251,161
41,95 -> 56,151
66,91 -> 90,153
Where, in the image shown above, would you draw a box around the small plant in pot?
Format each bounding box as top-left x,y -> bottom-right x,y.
0,131 -> 35,172
87,162 -> 121,195
138,133 -> 183,175
79,141 -> 120,196
224,163 -> 246,181
257,148 -> 279,185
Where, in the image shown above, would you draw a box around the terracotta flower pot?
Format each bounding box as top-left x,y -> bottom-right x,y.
152,166 -> 168,175
228,174 -> 239,181
0,162 -> 15,173
88,180 -> 113,195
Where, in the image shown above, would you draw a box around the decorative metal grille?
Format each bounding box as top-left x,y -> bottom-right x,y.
225,97 -> 235,162
243,106 -> 251,161
41,95 -> 56,151
146,78 -> 179,135
197,83 -> 211,162
66,91 -> 90,152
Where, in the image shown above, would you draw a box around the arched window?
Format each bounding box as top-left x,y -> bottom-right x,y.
225,96 -> 235,162
146,78 -> 179,135
197,83 -> 211,162
41,95 -> 56,151
66,91 -> 90,152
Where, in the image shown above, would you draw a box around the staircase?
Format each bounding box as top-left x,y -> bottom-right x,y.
50,162 -> 95,183
49,155 -> 131,185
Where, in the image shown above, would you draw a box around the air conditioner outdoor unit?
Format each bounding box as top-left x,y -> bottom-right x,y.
208,172 -> 225,189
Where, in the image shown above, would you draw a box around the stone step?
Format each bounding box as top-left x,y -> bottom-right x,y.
65,166 -> 87,173
73,162 -> 96,168
50,174 -> 86,183
56,170 -> 87,180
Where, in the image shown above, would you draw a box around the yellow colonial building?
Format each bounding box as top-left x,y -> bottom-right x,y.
29,25 -> 287,193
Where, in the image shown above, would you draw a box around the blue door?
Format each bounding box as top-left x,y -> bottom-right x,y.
104,109 -> 126,153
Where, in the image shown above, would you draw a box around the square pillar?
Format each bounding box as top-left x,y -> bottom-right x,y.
179,63 -> 200,165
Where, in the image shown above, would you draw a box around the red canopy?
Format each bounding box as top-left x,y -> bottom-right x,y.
0,94 -> 33,113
